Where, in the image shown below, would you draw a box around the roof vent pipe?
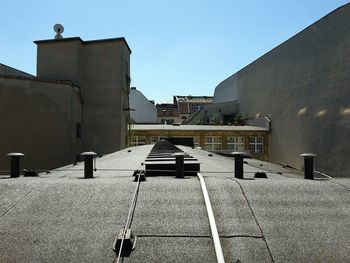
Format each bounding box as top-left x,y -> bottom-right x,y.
6,153 -> 25,178
232,152 -> 245,179
173,152 -> 186,178
81,151 -> 97,178
300,153 -> 317,180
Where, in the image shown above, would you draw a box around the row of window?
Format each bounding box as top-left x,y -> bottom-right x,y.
129,136 -> 264,153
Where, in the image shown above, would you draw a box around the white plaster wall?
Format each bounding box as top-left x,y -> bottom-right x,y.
129,88 -> 157,123
213,74 -> 239,103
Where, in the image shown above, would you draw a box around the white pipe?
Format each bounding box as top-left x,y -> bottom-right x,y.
197,173 -> 225,263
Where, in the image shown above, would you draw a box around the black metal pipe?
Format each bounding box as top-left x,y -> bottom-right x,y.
174,153 -> 185,178
10,156 -> 20,178
300,153 -> 317,180
81,152 -> 97,179
7,153 -> 24,178
304,157 -> 313,180
84,155 -> 94,178
232,152 -> 244,179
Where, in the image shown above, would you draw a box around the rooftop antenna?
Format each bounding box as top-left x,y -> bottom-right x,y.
53,24 -> 64,39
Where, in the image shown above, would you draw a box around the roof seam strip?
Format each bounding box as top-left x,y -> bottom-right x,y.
230,178 -> 275,263
0,190 -> 33,220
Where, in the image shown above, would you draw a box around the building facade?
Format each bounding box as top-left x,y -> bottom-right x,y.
130,124 -> 269,161
129,87 -> 157,123
0,36 -> 131,170
0,76 -> 82,169
156,103 -> 181,124
212,3 -> 350,176
174,95 -> 213,121
35,37 -> 131,155
156,95 -> 213,124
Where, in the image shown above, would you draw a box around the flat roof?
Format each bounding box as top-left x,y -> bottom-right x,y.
0,145 -> 349,261
131,124 -> 269,132
34,36 -> 132,54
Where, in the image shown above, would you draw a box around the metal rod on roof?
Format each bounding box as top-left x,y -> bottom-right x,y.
115,169 -> 143,262
197,173 -> 225,263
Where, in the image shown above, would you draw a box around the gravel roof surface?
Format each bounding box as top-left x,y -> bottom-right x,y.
1,145 -> 349,262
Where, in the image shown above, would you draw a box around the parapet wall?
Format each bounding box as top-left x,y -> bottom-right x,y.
0,77 -> 82,170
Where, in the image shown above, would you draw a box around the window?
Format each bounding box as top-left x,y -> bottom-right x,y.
227,137 -> 245,151
204,136 -> 222,151
249,137 -> 264,153
129,136 -> 146,147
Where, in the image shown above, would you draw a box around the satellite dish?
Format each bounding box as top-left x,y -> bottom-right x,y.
53,24 -> 64,39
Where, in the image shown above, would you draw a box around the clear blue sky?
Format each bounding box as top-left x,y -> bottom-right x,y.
1,0 -> 348,103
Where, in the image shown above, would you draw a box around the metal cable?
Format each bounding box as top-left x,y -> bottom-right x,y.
116,169 -> 143,263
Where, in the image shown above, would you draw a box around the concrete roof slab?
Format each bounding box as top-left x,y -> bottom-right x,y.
239,179 -> 350,262
221,237 -> 273,263
0,177 -> 136,262
132,177 -> 211,236
1,145 -> 350,261
0,178 -> 35,217
204,176 -> 262,237
129,237 -> 216,262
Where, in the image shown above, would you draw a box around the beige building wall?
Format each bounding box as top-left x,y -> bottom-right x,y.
35,37 -> 131,155
130,126 -> 269,161
0,77 -> 82,170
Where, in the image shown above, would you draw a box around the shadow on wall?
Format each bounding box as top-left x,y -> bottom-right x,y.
0,82 -> 81,171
